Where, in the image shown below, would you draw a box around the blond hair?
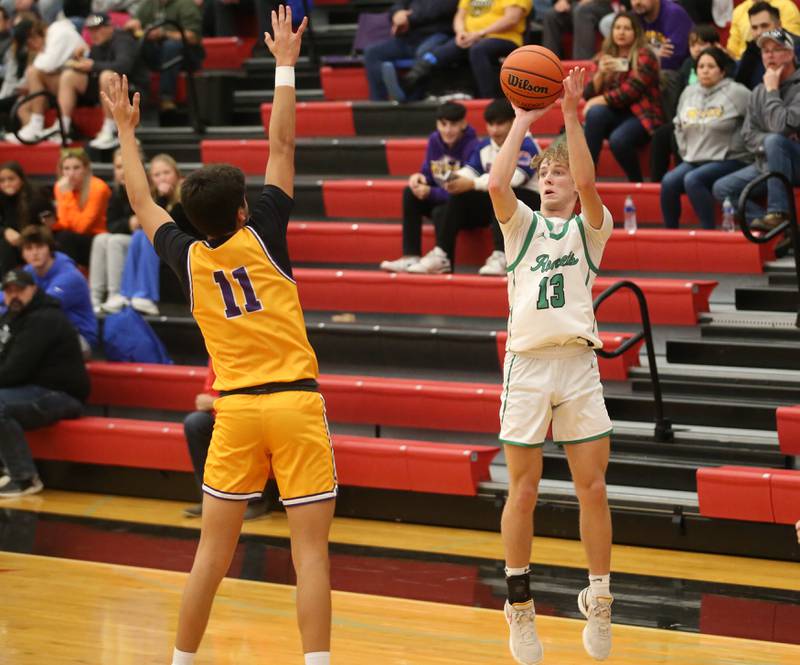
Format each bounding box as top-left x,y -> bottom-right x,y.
532,137 -> 570,173
149,153 -> 183,210
57,147 -> 92,208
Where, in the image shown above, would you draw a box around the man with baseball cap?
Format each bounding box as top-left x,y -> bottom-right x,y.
714,28 -> 800,235
0,268 -> 89,498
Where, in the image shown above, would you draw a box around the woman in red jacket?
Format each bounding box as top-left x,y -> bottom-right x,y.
52,148 -> 111,267
582,12 -> 664,182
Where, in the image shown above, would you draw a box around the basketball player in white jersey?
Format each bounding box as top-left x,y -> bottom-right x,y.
488,67 -> 614,664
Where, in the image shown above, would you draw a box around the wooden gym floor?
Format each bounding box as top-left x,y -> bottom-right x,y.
1,490 -> 799,664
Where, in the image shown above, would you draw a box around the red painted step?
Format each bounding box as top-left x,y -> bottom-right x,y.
697,466 -> 775,522
776,405 -> 800,455
286,222 -> 772,273
202,36 -> 255,70
26,415 -> 497,496
293,268 -> 716,325
261,101 -> 355,137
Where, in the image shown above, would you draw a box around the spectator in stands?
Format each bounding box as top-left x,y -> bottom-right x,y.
650,24 -> 723,181
107,153 -> 185,315
542,0 -> 614,60
51,147 -> 110,267
380,101 -> 478,272
0,161 -> 53,276
0,8 -> 12,75
382,0 -> 532,102
0,12 -> 39,129
52,12 -> 148,149
0,268 -> 89,499
735,1 -> 800,90
126,0 -> 204,114
713,29 -> 800,232
89,147 -> 133,312
182,361 -> 270,520
726,0 -> 800,60
363,0 -> 458,101
583,11 -> 664,182
5,0 -> 66,25
4,11 -> 87,143
660,47 -> 750,229
407,98 -> 539,275
20,224 -> 98,353
630,0 -> 693,71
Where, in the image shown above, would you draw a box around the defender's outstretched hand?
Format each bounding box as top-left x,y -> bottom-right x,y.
561,67 -> 586,118
100,74 -> 140,134
264,5 -> 308,67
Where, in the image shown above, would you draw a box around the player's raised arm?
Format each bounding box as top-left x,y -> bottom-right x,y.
264,5 -> 307,198
562,67 -> 604,230
488,103 -> 552,223
101,74 -> 172,243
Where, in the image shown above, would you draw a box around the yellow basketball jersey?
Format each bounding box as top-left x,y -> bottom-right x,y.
187,225 -> 318,392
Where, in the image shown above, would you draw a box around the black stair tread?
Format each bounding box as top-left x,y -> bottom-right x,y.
629,362 -> 800,385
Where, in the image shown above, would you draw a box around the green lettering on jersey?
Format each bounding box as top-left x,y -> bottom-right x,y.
530,251 -> 579,274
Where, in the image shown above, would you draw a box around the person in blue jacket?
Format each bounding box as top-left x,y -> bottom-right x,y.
380,100 -> 478,272
20,224 -> 98,355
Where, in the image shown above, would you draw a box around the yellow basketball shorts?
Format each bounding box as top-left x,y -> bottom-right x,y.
202,390 -> 338,507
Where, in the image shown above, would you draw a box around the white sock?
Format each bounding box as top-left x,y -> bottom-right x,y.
29,113 -> 44,129
60,116 -> 72,132
171,647 -> 195,665
102,117 -> 116,134
589,573 -> 611,599
304,652 -> 330,665
504,566 -> 530,577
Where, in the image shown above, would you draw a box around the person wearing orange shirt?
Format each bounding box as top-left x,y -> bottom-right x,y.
51,148 -> 111,267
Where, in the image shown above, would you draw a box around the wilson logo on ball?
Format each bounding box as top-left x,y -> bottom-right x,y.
507,74 -> 548,94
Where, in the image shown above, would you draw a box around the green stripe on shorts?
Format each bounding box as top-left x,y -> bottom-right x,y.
553,429 -> 613,446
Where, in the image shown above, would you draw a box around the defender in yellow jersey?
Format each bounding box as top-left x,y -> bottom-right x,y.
103,8 -> 335,665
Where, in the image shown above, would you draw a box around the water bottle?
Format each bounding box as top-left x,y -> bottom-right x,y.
721,197 -> 736,232
623,195 -> 637,234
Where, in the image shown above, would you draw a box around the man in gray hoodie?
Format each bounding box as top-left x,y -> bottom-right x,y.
713,28 -> 800,228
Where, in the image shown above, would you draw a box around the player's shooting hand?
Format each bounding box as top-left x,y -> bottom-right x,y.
562,66 -> 586,117
100,74 -> 140,135
264,4 -> 307,67
512,101 -> 554,128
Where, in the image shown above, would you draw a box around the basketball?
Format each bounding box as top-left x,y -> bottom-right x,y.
500,46 -> 564,110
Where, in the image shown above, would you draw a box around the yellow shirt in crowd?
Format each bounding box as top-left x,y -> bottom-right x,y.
459,0 -> 532,47
726,0 -> 800,58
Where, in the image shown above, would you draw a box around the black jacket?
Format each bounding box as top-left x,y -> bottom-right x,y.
390,0 -> 458,44
0,185 -> 54,232
0,290 -> 90,401
106,185 -> 135,235
90,29 -> 149,91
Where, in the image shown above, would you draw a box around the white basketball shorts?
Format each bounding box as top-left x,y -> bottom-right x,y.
499,348 -> 613,447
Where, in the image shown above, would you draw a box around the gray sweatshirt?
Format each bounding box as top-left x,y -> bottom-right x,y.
674,77 -> 751,163
742,67 -> 800,171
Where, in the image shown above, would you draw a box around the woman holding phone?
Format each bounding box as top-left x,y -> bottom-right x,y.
581,11 -> 664,182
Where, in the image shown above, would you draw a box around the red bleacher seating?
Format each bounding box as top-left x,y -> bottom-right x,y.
697,466 -> 800,525
293,268 -> 716,325
261,101 -> 356,137
495,331 -> 643,381
776,405 -> 800,455
202,37 -> 256,70
286,222 -> 772,274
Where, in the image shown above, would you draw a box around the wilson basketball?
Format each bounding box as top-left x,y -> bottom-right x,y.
500,46 -> 564,110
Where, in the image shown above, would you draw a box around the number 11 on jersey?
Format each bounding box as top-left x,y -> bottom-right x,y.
213,266 -> 264,318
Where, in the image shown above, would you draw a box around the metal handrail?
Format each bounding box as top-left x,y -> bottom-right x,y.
142,19 -> 205,133
593,280 -> 673,442
735,170 -> 799,327
9,91 -> 69,146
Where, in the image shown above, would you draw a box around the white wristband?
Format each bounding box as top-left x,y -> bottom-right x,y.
275,66 -> 295,88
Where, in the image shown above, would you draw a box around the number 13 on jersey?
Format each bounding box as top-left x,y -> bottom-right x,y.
213,266 -> 264,318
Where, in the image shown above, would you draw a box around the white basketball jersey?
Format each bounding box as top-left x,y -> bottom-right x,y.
501,199 -> 613,354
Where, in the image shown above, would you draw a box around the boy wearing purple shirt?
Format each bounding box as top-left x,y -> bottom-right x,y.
632,0 -> 694,70
380,101 -> 478,272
